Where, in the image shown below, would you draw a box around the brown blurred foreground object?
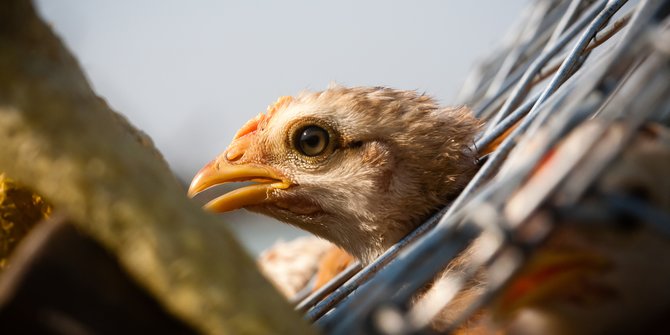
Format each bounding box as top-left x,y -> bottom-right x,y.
0,1 -> 314,334
0,216 -> 197,334
0,175 -> 51,270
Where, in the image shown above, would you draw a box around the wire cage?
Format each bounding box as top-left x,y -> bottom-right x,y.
295,0 -> 670,333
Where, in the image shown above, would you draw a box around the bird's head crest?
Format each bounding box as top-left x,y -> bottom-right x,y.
226,96 -> 293,161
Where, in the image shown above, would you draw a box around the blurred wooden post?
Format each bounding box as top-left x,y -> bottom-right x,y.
0,1 -> 316,334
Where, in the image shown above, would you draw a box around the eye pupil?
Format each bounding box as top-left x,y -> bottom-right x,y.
304,134 -> 320,147
297,126 -> 329,156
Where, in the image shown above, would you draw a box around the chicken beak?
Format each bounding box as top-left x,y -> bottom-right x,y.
188,158 -> 291,213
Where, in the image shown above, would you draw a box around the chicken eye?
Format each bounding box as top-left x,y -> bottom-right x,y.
296,126 -> 329,156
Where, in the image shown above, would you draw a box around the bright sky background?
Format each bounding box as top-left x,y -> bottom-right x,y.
34,1 -> 527,254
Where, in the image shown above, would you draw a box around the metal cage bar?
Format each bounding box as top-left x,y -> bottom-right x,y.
295,1 -> 670,333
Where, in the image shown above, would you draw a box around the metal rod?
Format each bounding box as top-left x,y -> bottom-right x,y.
299,2 -> 668,333
324,223 -> 480,335
305,2 -> 633,326
483,0 -> 608,130
447,0 -> 628,222
304,206 -> 450,321
475,92 -> 540,152
295,262 -> 360,313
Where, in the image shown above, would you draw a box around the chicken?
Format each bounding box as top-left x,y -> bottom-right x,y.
256,236 -> 333,298
189,84 -> 670,334
493,123 -> 670,335
258,236 -> 355,300
188,85 -> 480,263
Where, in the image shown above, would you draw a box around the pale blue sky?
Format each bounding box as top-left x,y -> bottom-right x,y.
34,1 -> 528,254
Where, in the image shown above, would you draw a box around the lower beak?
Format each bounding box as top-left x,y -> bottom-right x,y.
188,159 -> 291,213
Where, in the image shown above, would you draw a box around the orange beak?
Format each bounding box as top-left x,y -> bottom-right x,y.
188,157 -> 292,213
189,96 -> 296,212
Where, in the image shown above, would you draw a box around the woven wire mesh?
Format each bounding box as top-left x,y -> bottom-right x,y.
296,0 -> 670,333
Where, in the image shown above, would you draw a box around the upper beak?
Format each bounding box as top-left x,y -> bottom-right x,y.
188,158 -> 291,213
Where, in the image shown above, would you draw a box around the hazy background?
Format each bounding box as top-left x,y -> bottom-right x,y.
35,1 -> 527,255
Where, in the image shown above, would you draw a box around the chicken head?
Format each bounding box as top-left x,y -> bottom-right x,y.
188,86 -> 480,263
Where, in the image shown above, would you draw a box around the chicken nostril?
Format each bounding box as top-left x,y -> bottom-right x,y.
225,149 -> 242,161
